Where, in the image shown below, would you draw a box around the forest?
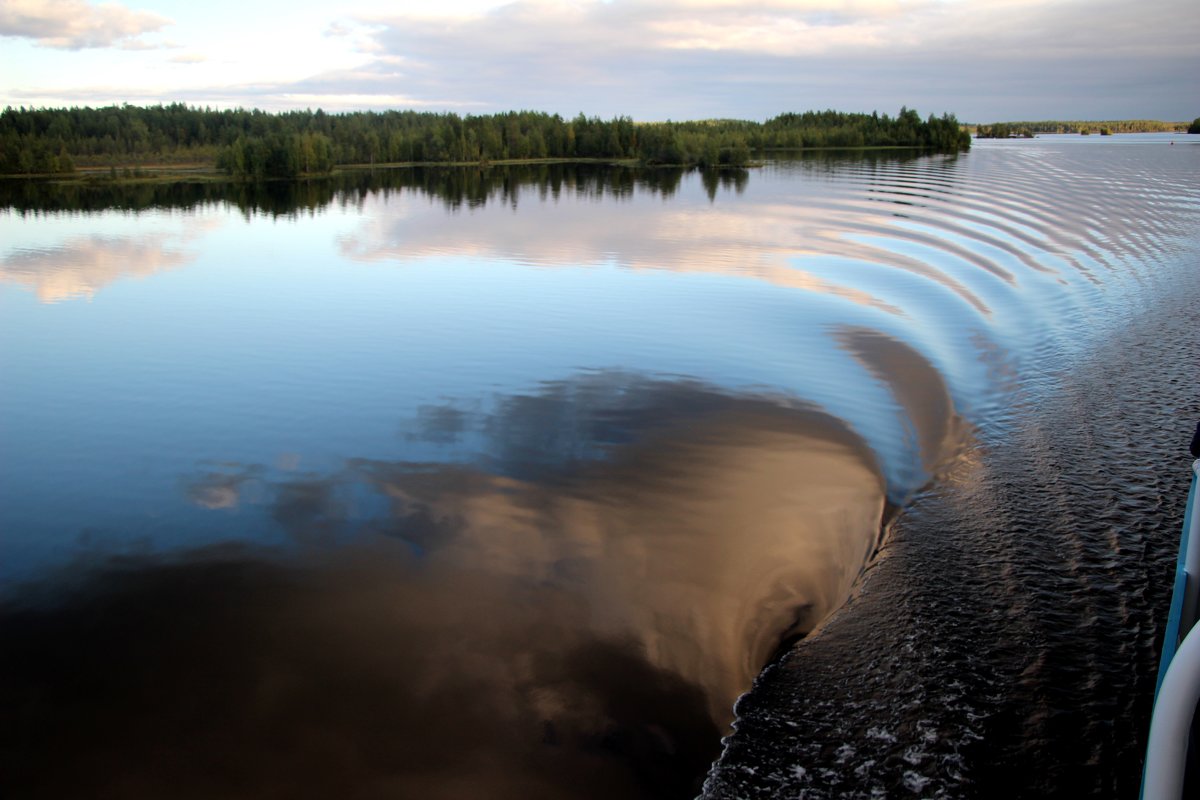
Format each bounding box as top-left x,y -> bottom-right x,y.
973,119 -> 1188,138
0,104 -> 971,178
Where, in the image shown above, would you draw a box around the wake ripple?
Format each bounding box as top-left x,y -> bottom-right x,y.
707,137 -> 1200,798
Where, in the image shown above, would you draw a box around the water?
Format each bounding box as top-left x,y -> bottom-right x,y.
1,135 -> 1198,798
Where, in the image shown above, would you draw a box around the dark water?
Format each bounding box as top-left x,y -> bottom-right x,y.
2,136 -> 1198,798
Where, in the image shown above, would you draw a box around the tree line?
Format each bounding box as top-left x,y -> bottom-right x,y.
0,103 -> 971,178
974,119 -> 1188,138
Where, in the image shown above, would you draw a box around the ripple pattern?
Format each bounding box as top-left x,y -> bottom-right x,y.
706,137 -> 1200,799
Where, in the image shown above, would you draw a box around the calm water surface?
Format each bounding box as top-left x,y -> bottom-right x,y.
2,135 -> 1199,798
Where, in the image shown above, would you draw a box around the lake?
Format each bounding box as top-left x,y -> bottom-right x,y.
2,135 -> 1199,798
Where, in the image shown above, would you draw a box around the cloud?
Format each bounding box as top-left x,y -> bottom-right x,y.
0,0 -> 170,50
324,0 -> 1198,120
6,60 -> 478,110
4,0 -> 1196,120
322,16 -> 384,55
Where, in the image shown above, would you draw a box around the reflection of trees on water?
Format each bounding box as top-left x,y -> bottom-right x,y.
0,147 -> 960,217
0,164 -> 743,217
0,152 -> 955,216
0,177 -> 322,216
700,168 -> 749,201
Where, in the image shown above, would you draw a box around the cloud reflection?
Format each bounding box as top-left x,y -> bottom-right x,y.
336,169 -> 926,315
183,463 -> 264,510
0,546 -> 722,799
836,325 -> 967,477
3,375 -> 916,798
274,377 -> 898,705
0,228 -> 203,302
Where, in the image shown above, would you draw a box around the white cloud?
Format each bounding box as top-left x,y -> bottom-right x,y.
0,0 -> 170,50
2,0 -> 1196,120
270,92 -> 474,111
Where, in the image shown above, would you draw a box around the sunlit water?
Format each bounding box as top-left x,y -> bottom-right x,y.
2,135 -> 1198,798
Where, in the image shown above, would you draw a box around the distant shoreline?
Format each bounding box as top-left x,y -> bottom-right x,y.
3,131 -> 1190,184
0,105 -> 972,179
968,119 -> 1188,138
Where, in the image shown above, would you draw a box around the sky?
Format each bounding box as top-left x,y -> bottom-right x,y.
0,0 -> 1196,122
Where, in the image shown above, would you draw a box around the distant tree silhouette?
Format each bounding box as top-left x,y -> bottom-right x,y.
1,104 -> 974,177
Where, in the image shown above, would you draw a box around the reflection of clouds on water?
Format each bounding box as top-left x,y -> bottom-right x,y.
341,155 -> 1084,322
4,376 -> 923,798
329,152 -> 1159,323
352,406 -> 888,708
193,375 -> 899,725
1,546 -> 723,800
835,326 -> 968,479
186,473 -> 243,509
334,183 -> 1001,315
0,219 -> 219,303
183,463 -> 265,510
408,403 -> 472,445
271,478 -> 351,546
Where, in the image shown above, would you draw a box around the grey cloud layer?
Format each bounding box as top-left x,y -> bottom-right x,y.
333,0 -> 1197,120
4,0 -> 1196,119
